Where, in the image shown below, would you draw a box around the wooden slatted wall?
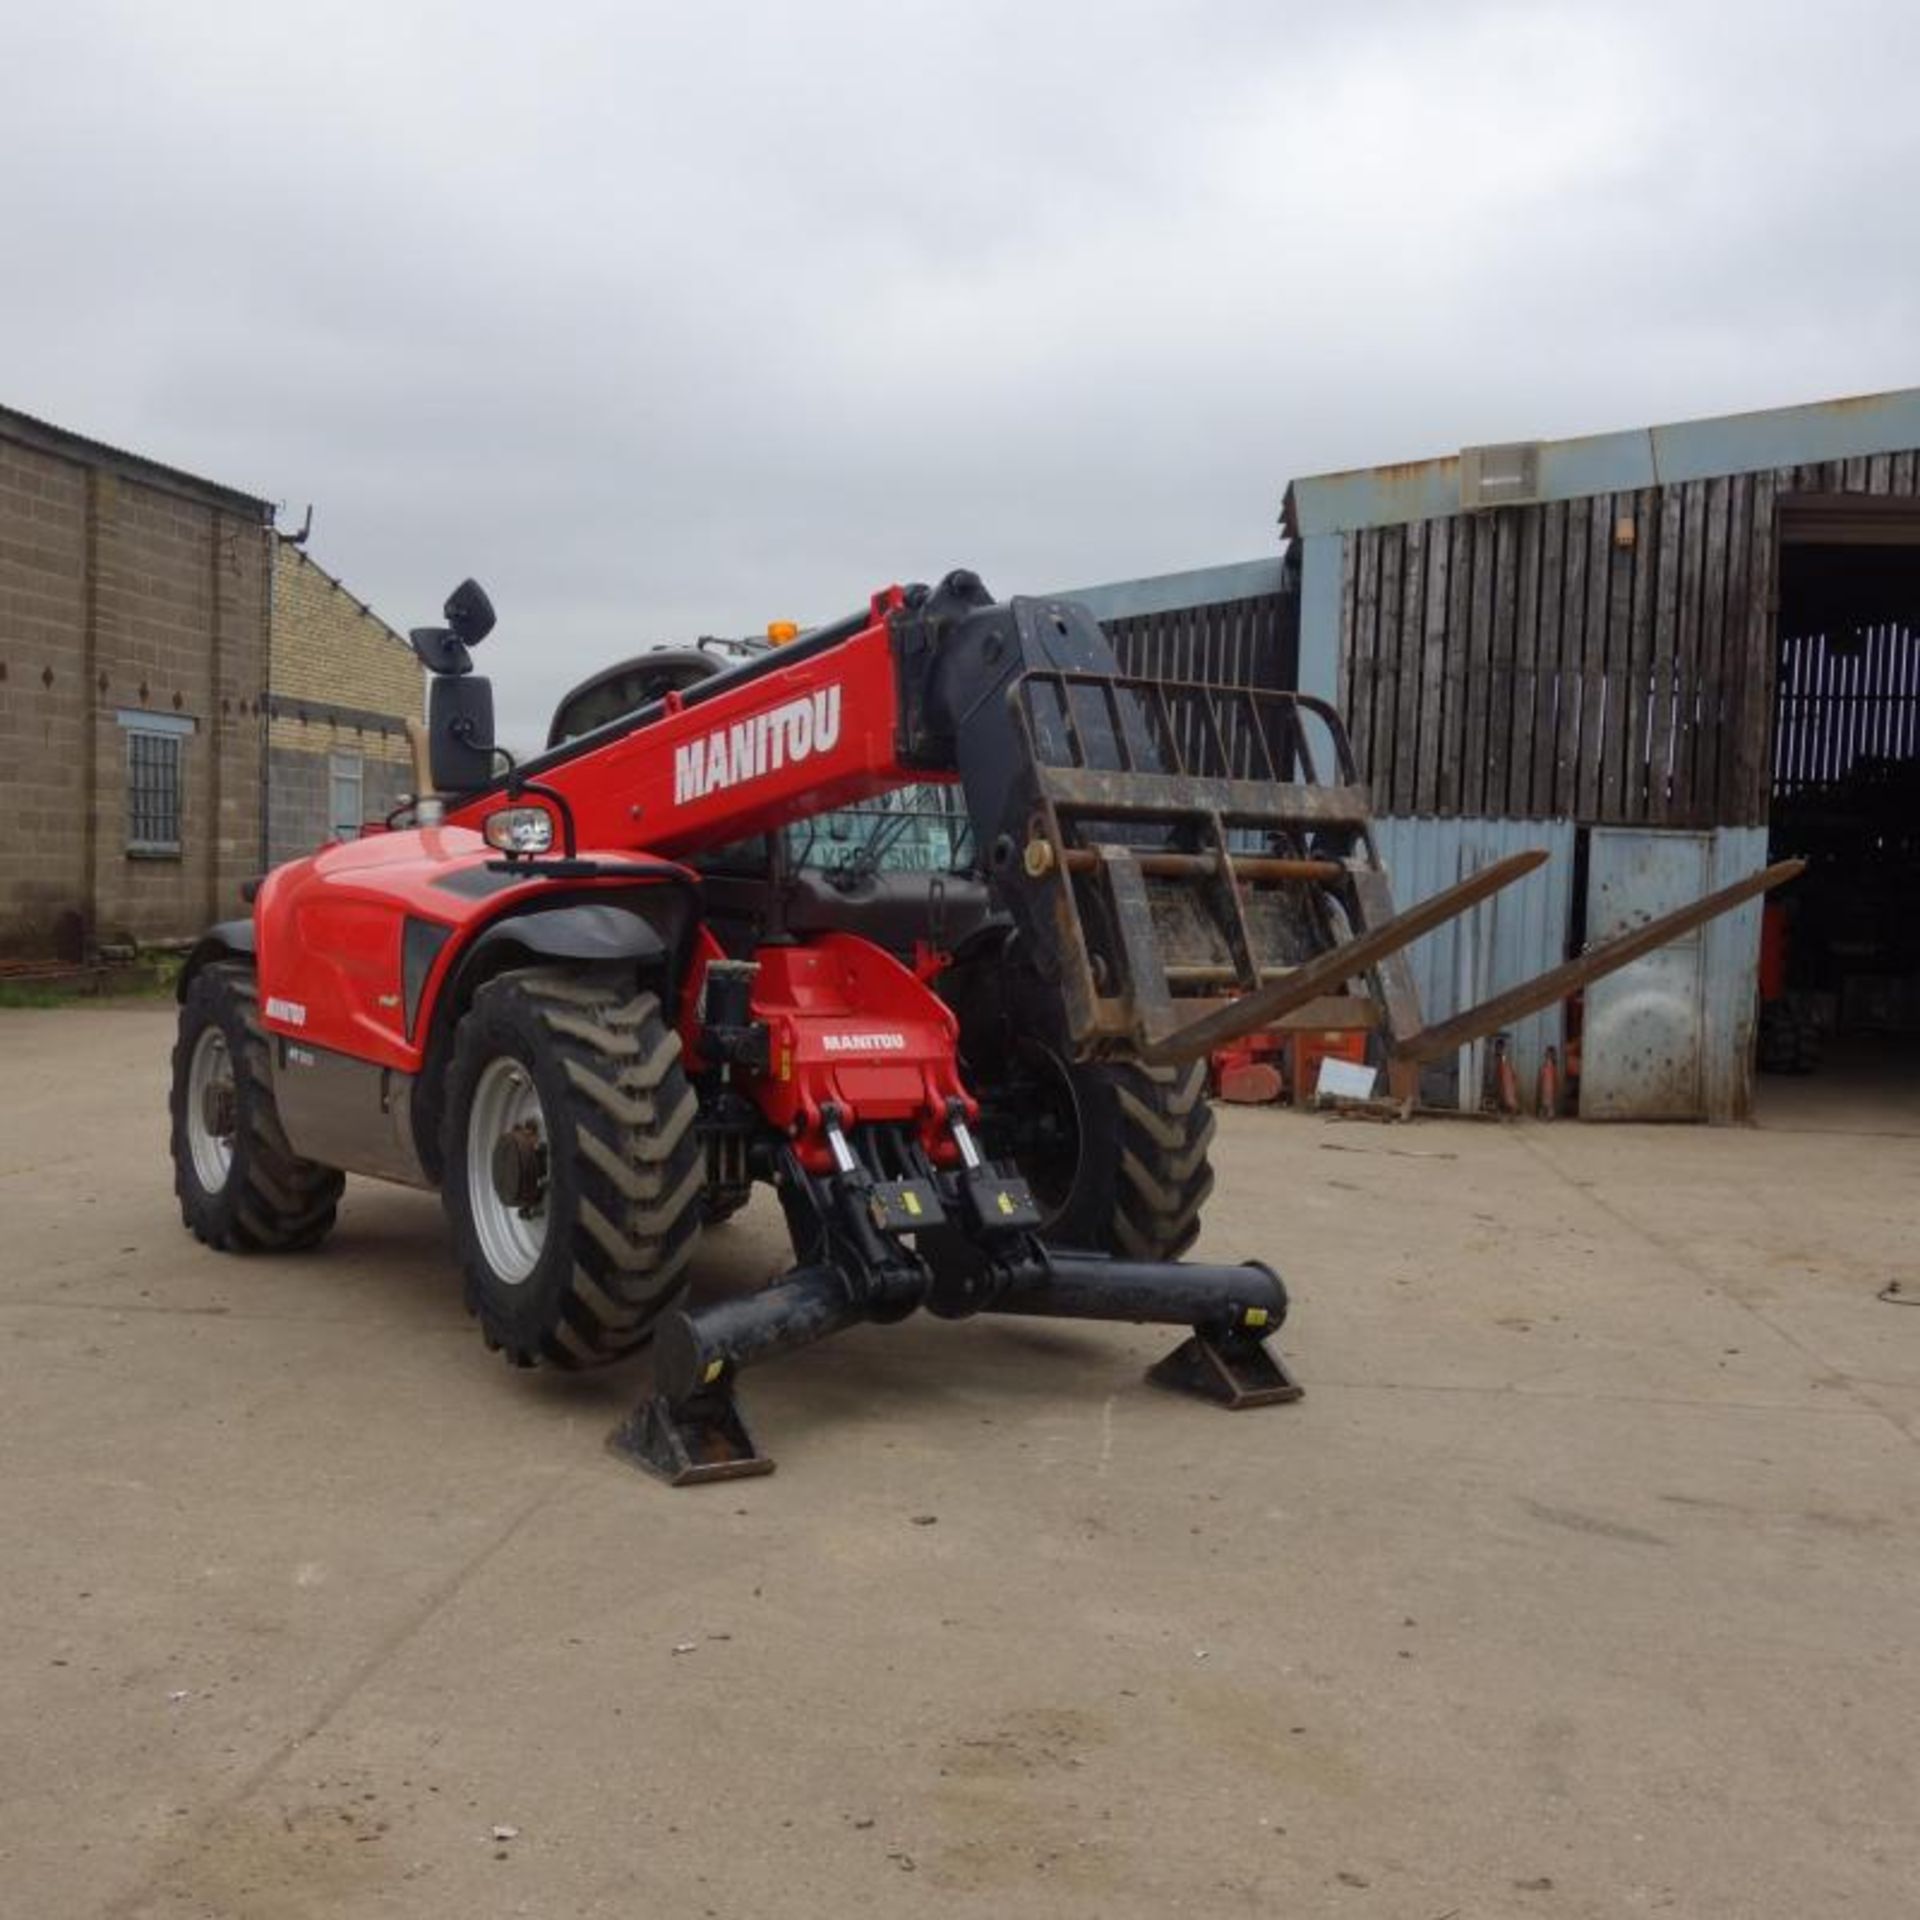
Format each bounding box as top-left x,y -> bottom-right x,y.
1339,451 -> 1920,826
1105,592 -> 1296,695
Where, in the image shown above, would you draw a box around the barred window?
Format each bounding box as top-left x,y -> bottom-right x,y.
329,751 -> 365,840
125,724 -> 185,856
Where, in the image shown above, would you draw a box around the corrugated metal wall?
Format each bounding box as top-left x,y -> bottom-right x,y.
1699,825 -> 1768,1123
1372,816 -> 1767,1118
1372,817 -> 1577,1107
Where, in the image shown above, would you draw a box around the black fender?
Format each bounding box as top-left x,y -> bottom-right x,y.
409,898 -> 686,1185
431,902 -> 675,1035
464,901 -> 669,971
176,919 -> 256,1000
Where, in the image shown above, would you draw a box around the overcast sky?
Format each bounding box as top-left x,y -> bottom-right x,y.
5,1 -> 1916,737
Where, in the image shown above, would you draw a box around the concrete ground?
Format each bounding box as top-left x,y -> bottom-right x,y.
2,1004 -> 1917,1920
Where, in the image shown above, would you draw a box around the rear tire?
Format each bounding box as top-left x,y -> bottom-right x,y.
945,950 -> 1216,1261
1018,1048 -> 1216,1260
170,962 -> 344,1252
441,968 -> 703,1368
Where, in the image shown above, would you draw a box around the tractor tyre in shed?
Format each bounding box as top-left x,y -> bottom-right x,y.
441,967 -> 704,1368
170,961 -> 345,1252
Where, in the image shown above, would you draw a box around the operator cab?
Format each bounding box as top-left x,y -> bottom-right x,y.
546,642 -> 762,748
545,629 -> 990,957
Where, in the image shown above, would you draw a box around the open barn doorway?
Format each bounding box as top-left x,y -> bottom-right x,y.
1760,494 -> 1920,1131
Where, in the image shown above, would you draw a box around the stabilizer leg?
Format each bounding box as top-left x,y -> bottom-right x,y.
994,1249 -> 1304,1412
607,1386 -> 775,1486
1148,1329 -> 1303,1409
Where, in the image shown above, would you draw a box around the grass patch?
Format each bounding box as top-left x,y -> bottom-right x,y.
0,954 -> 183,1007
0,982 -> 69,1009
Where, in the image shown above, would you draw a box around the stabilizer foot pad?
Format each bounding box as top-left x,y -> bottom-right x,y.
1148,1331 -> 1304,1410
607,1390 -> 776,1486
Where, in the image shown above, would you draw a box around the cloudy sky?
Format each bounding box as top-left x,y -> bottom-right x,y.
5,1 -> 1916,736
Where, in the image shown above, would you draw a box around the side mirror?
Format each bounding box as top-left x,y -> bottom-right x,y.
410,579 -> 497,676
428,674 -> 497,793
445,578 -> 496,646
410,625 -> 471,675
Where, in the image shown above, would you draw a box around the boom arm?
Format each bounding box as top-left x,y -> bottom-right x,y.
448,570 -> 1122,862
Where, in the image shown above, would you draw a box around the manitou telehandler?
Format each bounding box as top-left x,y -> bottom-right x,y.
169,571 -> 1795,1482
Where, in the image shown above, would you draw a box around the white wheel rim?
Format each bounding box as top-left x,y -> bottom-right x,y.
466,1057 -> 549,1285
185,1026 -> 236,1193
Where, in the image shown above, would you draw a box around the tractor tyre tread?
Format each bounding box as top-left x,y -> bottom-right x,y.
442,968 -> 702,1370
170,962 -> 344,1253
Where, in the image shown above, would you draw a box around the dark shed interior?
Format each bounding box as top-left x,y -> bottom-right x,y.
1763,496 -> 1920,1118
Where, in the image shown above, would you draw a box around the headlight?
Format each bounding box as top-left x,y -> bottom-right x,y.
483,805 -> 555,854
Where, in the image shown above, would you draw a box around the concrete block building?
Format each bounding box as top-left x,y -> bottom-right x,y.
266,543 -> 420,867
0,403 -> 420,958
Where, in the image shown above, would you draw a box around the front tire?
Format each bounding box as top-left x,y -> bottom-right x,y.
170,962 -> 344,1251
441,969 -> 704,1368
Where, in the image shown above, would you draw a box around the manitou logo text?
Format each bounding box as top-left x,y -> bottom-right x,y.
265,996 -> 307,1027
821,1032 -> 908,1054
673,687 -> 843,805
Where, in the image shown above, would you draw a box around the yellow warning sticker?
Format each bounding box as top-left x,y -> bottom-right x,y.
1243,1306 -> 1269,1328
703,1358 -> 725,1385
997,1192 -> 1015,1215
904,1191 -> 923,1217
778,1047 -> 792,1082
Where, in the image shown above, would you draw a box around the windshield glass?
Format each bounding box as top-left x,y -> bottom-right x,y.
785,785 -> 974,876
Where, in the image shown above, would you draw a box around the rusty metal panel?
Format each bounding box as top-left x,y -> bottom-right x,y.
1579,828 -> 1711,1119
1372,816 -> 1576,1106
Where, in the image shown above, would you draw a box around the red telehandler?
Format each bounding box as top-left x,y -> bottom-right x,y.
169,571 -> 1796,1482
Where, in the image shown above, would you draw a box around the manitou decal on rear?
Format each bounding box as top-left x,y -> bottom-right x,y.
673,687 -> 843,805
820,1031 -> 908,1053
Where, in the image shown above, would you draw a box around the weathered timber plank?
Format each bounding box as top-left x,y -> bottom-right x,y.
1531,500 -> 1567,816
1349,529 -> 1380,789
1339,530 -> 1358,708
1391,518 -> 1427,815
1374,524 -> 1405,809
1483,510 -> 1519,816
1575,493 -> 1612,819
1415,518 -> 1450,814
1694,477 -> 1733,825
1611,488 -> 1654,821
1735,468 -> 1776,826
1600,492 -> 1636,821
1718,472 -> 1755,824
1559,491 -> 1589,814
1463,511 -> 1497,815
1509,505 -> 1543,817
1648,483 -> 1683,823
1440,513 -> 1475,816
1668,481 -> 1704,823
